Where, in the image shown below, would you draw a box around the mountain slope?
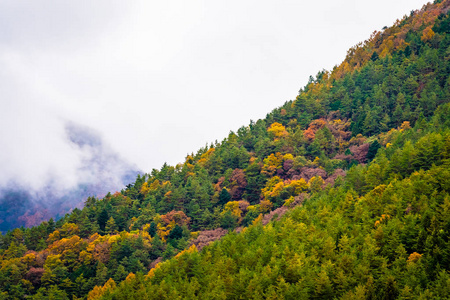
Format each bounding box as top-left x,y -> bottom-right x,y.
99,158 -> 450,299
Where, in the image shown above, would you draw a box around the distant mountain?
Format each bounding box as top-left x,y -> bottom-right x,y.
0,122 -> 139,232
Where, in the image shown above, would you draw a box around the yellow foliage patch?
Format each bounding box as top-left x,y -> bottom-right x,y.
252,214 -> 263,225
47,230 -> 61,244
79,250 -> 93,265
283,196 -> 295,207
259,200 -> 273,213
22,253 -> 36,266
223,201 -> 242,217
407,252 -> 422,264
140,182 -> 150,195
286,178 -> 308,195
421,26 -> 435,41
267,122 -> 289,139
261,176 -> 283,199
262,153 -> 284,176
175,244 -> 198,259
400,121 -> 411,132
125,273 -> 136,281
87,278 -> 116,300
149,179 -> 160,191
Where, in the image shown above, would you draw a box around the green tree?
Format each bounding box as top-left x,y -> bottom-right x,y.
97,209 -> 109,232
148,222 -> 157,237
218,188 -> 231,206
367,140 -> 381,161
105,217 -> 118,234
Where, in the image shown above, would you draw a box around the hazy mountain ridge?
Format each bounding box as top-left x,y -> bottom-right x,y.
0,122 -> 140,232
1,1 -> 450,299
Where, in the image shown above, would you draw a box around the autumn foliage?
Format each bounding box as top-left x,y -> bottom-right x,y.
1,1 -> 450,298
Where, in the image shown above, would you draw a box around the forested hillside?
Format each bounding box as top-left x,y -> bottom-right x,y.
1,1 -> 450,299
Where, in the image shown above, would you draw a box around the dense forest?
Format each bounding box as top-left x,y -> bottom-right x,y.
1,0 -> 450,299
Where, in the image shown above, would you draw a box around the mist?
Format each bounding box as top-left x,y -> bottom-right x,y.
0,119 -> 139,231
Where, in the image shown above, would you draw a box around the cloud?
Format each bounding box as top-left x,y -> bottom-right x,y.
0,1 -> 136,191
0,1 -> 129,49
0,66 -> 79,191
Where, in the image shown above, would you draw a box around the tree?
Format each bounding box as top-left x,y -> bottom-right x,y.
47,218 -> 56,234
218,188 -> 231,206
371,51 -> 379,61
314,126 -> 335,155
113,265 -> 128,282
220,211 -> 238,229
229,169 -> 247,200
367,140 -> 381,161
267,122 -> 289,139
94,262 -> 108,286
97,209 -> 109,232
167,225 -> 183,248
421,26 -> 435,42
148,222 -> 157,237
244,161 -> 265,204
163,244 -> 175,260
168,224 -> 183,240
41,255 -> 68,287
3,241 -> 27,259
308,176 -> 324,193
150,234 -> 164,260
105,217 -> 118,234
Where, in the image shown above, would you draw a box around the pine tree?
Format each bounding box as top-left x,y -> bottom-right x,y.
105,217 -> 118,234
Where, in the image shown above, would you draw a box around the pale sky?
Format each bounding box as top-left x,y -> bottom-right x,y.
0,0 -> 430,193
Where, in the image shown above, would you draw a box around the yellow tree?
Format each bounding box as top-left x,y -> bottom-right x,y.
309,176 -> 325,193
261,153 -> 284,176
87,278 -> 116,300
223,201 -> 243,217
285,178 -> 308,195
421,26 -> 435,42
267,122 -> 288,140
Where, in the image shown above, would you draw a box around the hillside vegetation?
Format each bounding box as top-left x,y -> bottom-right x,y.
1,1 -> 450,299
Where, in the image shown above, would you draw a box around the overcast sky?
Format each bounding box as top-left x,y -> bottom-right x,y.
0,0 -> 430,193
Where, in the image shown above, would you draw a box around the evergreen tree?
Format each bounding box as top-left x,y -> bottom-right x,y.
105,217 -> 118,234
218,188 -> 231,206
148,222 -> 157,237
97,209 -> 109,232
